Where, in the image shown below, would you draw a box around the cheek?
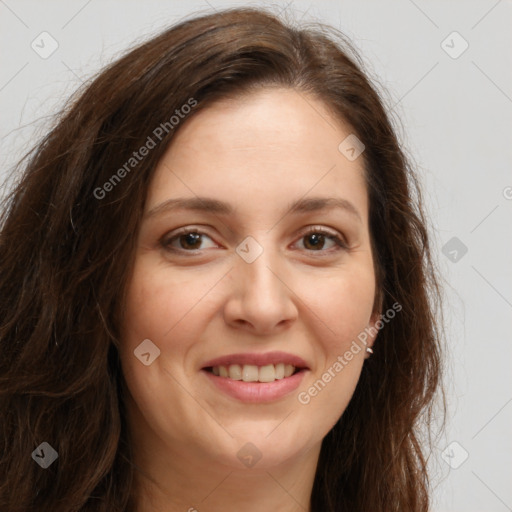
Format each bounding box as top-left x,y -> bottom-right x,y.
300,264 -> 376,352
118,259 -> 211,419
295,270 -> 375,429
121,259 -> 210,350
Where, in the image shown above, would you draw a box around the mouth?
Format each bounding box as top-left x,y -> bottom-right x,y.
204,363 -> 303,382
200,352 -> 309,403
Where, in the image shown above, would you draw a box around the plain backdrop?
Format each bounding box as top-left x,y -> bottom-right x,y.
1,1 -> 511,511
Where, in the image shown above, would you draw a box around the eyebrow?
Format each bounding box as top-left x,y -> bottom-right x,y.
144,196 -> 362,222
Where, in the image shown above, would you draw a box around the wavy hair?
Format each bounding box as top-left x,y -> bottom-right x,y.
0,7 -> 444,511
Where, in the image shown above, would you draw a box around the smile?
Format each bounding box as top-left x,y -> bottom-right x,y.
201,351 -> 310,403
206,363 -> 298,382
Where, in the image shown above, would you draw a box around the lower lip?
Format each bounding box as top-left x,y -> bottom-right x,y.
202,369 -> 307,403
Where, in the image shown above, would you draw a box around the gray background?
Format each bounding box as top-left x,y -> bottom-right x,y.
1,1 -> 511,510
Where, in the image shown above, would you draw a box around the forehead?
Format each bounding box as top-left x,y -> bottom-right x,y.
168,88 -> 354,159
146,88 -> 369,222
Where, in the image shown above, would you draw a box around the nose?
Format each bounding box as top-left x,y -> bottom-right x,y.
223,241 -> 298,336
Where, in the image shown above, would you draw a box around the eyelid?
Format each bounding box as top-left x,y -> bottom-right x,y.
294,226 -> 349,255
161,225 -> 349,254
160,226 -> 219,252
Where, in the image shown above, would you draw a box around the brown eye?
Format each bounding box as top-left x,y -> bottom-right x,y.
161,229 -> 217,252
176,232 -> 202,250
302,232 -> 328,250
296,227 -> 348,254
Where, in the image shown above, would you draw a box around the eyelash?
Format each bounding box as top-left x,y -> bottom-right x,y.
160,226 -> 348,256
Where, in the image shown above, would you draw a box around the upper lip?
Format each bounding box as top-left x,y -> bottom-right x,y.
202,351 -> 309,369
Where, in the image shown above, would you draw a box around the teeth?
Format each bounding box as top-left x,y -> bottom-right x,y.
258,364 -> 275,382
242,364 -> 259,382
228,364 -> 242,380
210,363 -> 299,382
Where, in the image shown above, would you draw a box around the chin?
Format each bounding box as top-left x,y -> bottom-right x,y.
202,426 -> 312,471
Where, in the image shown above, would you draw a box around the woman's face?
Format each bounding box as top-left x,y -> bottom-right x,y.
119,88 -> 380,470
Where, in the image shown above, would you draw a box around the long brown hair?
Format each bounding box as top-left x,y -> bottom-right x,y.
0,7 -> 444,511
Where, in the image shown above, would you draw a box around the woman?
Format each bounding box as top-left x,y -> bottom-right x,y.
0,7 -> 444,511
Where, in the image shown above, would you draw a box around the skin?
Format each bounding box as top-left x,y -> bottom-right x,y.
119,87 -> 381,512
